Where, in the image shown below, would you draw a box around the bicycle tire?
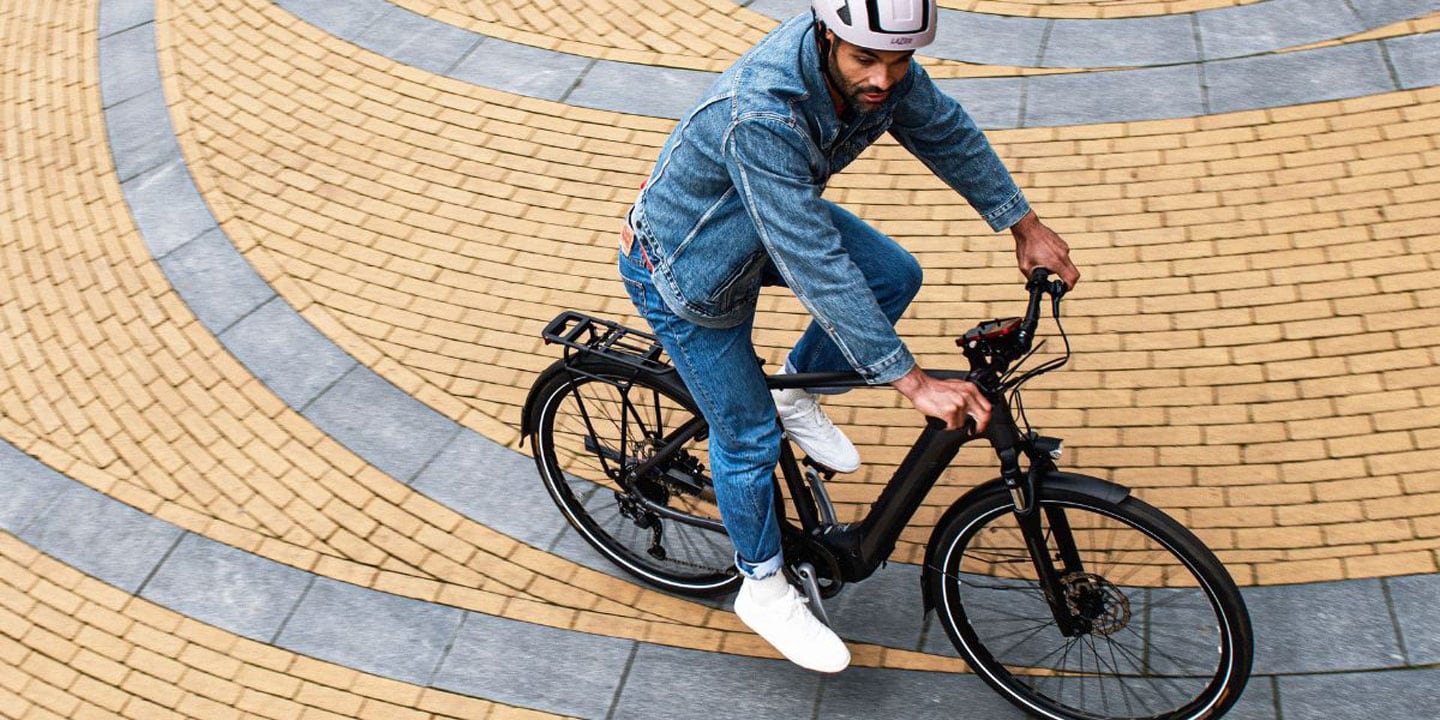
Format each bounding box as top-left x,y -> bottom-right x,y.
928,482 -> 1253,720
528,358 -> 739,596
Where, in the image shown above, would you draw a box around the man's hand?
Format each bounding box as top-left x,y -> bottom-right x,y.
1011,211 -> 1080,289
892,365 -> 991,433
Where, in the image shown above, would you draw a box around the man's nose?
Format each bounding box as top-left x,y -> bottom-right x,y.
870,66 -> 904,91
867,68 -> 894,91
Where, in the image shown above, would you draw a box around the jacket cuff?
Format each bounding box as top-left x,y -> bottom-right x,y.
983,188 -> 1031,232
861,343 -> 917,385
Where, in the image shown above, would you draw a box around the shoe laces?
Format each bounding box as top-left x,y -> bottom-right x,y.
781,391 -> 829,427
776,586 -> 829,638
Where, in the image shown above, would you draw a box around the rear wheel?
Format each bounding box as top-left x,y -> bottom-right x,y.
929,484 -> 1252,720
529,360 -> 738,596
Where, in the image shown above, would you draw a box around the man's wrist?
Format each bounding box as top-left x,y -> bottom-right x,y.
891,364 -> 925,397
1009,210 -> 1041,239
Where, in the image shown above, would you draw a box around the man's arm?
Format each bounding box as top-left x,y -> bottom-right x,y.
1011,210 -> 1080,289
886,64 -> 1078,424
891,64 -> 1079,288
888,63 -> 1031,232
724,116 -> 915,385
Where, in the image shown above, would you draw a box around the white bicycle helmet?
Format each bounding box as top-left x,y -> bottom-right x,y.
811,0 -> 937,50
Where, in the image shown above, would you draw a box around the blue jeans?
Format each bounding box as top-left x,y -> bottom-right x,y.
618,202 -> 922,579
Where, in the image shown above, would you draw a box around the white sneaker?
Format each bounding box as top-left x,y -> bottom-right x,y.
771,387 -> 861,473
733,574 -> 850,673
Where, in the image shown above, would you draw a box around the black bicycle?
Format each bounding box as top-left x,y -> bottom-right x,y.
521,269 -> 1253,720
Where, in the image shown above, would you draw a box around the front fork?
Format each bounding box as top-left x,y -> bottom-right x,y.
1016,497 -> 1091,637
992,412 -> 1090,636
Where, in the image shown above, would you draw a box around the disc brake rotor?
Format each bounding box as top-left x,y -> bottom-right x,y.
1062,572 -> 1130,635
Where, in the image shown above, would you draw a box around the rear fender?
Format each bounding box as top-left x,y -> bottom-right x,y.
519,358 -> 576,448
519,357 -> 689,448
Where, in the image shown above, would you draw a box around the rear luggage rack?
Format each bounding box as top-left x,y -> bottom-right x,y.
542,311 -> 670,373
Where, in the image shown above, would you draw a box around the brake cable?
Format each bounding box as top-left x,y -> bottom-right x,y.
1005,291 -> 1072,436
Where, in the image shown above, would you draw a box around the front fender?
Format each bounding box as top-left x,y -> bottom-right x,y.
920,472 -> 1131,614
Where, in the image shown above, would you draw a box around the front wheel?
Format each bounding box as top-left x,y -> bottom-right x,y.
928,482 -> 1252,720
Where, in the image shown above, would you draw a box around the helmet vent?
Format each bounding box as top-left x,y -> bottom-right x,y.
875,0 -> 924,32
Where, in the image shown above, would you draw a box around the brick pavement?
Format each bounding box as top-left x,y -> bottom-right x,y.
1,0 -> 1437,717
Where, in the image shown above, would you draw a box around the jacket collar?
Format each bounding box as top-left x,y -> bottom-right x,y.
794,15 -> 912,147
796,18 -> 843,149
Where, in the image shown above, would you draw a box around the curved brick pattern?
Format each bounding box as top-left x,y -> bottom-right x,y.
3,0 -> 1440,712
6,436 -> 1440,719
0,532 -> 566,720
273,0 -> 1440,124
4,0 -> 773,657
938,0 -> 1262,19
163,0 -> 1440,582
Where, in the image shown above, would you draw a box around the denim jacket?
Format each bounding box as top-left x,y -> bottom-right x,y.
628,14 -> 1031,384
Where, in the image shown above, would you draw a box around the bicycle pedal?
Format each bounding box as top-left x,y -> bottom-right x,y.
800,456 -> 839,477
794,563 -> 832,627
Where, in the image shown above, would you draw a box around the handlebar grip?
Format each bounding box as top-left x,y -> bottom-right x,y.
925,415 -> 981,436
1028,266 -> 1069,299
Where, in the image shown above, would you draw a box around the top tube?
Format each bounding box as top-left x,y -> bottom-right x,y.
766,368 -> 968,391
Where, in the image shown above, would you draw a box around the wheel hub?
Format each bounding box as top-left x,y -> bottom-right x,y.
1061,572 -> 1130,635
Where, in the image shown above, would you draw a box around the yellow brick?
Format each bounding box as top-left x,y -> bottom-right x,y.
236,664 -> 302,701
232,689 -> 304,720
1276,500 -> 1364,526
120,668 -> 186,710
1365,492 -> 1440,520
1227,483 -> 1313,507
293,681 -> 367,717
1255,558 -> 1344,584
1343,551 -> 1437,578
1323,518 -> 1414,545
1189,506 -> 1274,529
345,676 -> 423,710
175,693 -> 242,720
286,656 -> 358,692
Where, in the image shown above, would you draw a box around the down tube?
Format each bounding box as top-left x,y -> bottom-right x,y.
850,417 -> 974,579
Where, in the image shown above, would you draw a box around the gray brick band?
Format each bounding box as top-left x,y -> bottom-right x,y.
9,433 -> 1437,719
18,0 -> 1427,716
273,0 -> 1440,126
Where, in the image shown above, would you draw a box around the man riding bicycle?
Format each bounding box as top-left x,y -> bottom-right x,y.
618,0 -> 1080,672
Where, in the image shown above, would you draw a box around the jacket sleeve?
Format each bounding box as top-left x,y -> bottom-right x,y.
723,115 -> 915,385
889,64 -> 1031,232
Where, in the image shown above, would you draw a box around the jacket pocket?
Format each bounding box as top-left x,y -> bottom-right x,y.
704,251 -> 766,312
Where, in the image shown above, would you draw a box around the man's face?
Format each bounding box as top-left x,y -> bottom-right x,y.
825,33 -> 914,114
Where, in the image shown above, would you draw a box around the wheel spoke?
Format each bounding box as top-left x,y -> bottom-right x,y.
533,370 -> 735,594
935,495 -> 1250,719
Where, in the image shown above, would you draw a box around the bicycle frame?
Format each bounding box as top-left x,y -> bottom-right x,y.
536,271 -> 1103,633
767,369 -> 1053,576
528,279 -> 1254,719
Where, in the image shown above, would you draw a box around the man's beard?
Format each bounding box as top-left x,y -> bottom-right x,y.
827,49 -> 886,115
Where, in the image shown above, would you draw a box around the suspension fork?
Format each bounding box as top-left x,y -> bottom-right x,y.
990,404 -> 1089,636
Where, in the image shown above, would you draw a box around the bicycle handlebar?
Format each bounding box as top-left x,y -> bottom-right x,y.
1013,267 -> 1067,358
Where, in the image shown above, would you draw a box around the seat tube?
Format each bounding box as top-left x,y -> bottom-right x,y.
778,436 -> 820,530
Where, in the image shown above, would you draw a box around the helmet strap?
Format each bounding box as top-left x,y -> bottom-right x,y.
813,19 -> 854,119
